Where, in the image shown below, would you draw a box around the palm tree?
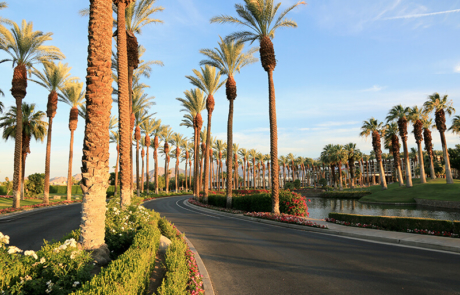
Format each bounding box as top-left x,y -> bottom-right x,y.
199,37 -> 257,203
214,139 -> 227,190
232,143 -> 241,189
0,103 -> 47,199
161,126 -> 174,193
421,117 -> 436,180
113,0 -> 133,207
344,143 -> 359,189
0,19 -> 64,208
78,0 -> 112,258
424,93 -> 456,184
171,133 -> 186,192
248,149 -> 258,189
133,108 -> 153,196
30,61 -> 72,204
384,122 -> 404,186
151,124 -> 167,194
211,0 -> 306,214
238,148 -> 249,189
177,88 -> 206,196
265,154 -> 271,188
182,140 -> 193,191
58,81 -> 85,201
360,118 -> 388,190
140,118 -> 161,194
186,65 -> 225,203
330,145 -> 347,191
450,115 -> 460,135
409,106 -> 427,183
386,105 -> 413,187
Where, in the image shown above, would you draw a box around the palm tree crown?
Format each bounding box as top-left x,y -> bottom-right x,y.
0,103 -> 47,142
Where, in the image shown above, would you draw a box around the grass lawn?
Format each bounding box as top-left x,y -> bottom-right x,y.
0,195 -> 81,209
359,178 -> 460,204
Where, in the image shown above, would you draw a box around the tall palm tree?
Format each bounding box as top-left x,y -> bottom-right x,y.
238,148 -> 249,189
161,126 -> 174,193
279,155 -> 287,188
113,0 -> 133,208
421,117 -> 436,180
171,133 -> 186,192
265,154 -> 271,188
182,140 -> 193,191
248,149 -> 258,188
360,118 -> 388,190
0,103 -> 47,199
177,88 -> 206,196
151,124 -> 167,194
211,0 -> 306,214
424,93 -> 456,184
0,19 -> 64,208
186,65 -> 225,203
58,81 -> 85,201
31,61 -> 72,204
450,115 -> 460,135
133,108 -> 153,196
384,122 -> 404,186
199,37 -> 257,203
78,0 -> 112,257
409,106 -> 427,183
214,139 -> 227,190
330,145 -> 347,191
232,143 -> 241,189
386,105 -> 412,187
140,118 -> 161,194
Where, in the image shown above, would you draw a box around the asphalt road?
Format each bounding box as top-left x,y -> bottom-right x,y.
2,197 -> 460,294
143,196 -> 460,295
0,203 -> 82,251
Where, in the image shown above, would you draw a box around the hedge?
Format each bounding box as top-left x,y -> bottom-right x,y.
207,190 -> 309,217
0,186 -> 6,195
48,185 -> 114,195
328,212 -> 460,234
71,220 -> 161,295
321,191 -> 371,199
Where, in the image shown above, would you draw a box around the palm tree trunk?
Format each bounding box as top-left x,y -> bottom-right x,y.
117,0 -> 131,208
429,155 -> 436,180
175,158 -> 179,192
397,164 -> 404,186
21,153 -> 26,200
185,156 -> 188,191
43,117 -> 53,205
402,139 -> 413,187
338,162 -> 343,191
146,147 -> 149,194
194,127 -> 199,197
417,142 -> 426,184
440,131 -> 454,184
372,161 -> 376,185
136,139 -> 140,196
204,100 -> 214,203
79,0 -> 112,259
225,98 -> 234,207
141,153 -> 144,193
379,159 -> 388,190
66,130 -> 75,201
115,146 -> 119,196
165,156 -> 169,193
154,148 -> 159,194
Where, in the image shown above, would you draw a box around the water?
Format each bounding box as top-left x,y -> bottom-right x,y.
307,197 -> 460,221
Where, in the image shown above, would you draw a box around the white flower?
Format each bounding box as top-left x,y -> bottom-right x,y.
121,227 -> 124,230
24,275 -> 32,281
7,246 -> 23,254
46,280 -> 53,285
40,257 -> 46,264
63,238 -> 77,248
0,232 -> 10,245
72,281 -> 80,287
24,250 -> 38,260
70,251 -> 78,259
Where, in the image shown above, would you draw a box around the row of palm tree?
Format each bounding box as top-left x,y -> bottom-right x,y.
359,93 -> 456,190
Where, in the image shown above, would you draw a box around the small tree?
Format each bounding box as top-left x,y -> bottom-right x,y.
4,177 -> 13,195
25,173 -> 45,198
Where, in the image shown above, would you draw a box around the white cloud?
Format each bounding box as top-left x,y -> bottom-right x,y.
360,85 -> 387,92
454,64 -> 460,73
316,121 -> 360,128
382,9 -> 460,20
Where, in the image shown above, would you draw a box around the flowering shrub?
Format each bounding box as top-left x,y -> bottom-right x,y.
232,189 -> 270,195
0,200 -> 82,215
326,214 -> 460,239
244,212 -> 328,229
188,198 -> 244,214
278,190 -> 308,217
158,217 -> 204,295
0,232 -> 93,294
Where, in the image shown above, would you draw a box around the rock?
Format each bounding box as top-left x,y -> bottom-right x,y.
91,244 -> 111,266
159,235 -> 172,254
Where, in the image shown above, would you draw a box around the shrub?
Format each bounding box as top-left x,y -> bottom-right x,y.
25,173 -> 45,198
284,182 -> 294,190
328,213 -> 460,234
294,179 -> 301,189
0,186 -> 7,195
321,191 -> 371,198
318,178 -> 327,187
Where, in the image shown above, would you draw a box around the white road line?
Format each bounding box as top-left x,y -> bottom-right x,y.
175,199 -> 221,219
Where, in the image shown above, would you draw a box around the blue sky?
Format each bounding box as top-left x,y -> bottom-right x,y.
1,0 -> 460,179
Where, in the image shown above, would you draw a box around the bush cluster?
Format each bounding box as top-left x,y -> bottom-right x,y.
328,212 -> 460,234
321,191 -> 371,198
207,189 -> 309,217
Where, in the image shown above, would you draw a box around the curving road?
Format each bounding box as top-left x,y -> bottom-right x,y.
2,197 -> 460,294
143,196 -> 460,295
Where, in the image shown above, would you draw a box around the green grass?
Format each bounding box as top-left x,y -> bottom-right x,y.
0,196 -> 80,209
359,178 -> 460,204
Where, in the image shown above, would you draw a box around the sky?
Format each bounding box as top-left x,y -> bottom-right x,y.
1,0 -> 460,180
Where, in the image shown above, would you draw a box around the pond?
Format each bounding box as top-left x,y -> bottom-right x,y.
307,197 -> 460,221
